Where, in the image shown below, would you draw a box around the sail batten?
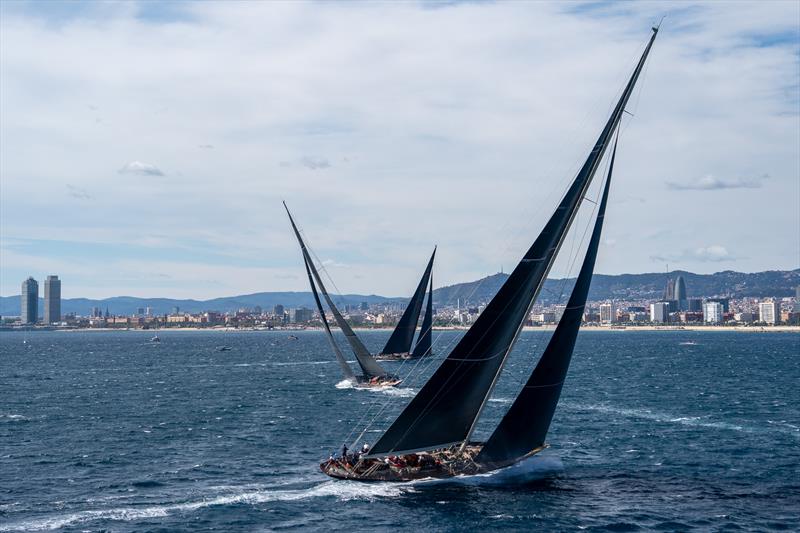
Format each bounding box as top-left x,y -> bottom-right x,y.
380,248 -> 436,356
366,29 -> 657,457
477,139 -> 619,464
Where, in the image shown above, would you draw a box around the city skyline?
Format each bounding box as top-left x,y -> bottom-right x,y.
1,1 -> 798,300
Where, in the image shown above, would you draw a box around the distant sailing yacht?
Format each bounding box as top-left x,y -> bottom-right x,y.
285,203 -> 432,388
319,26 -> 659,481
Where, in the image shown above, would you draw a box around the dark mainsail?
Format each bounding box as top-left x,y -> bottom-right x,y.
303,254 -> 356,382
380,248 -> 436,356
411,275 -> 434,358
477,140 -> 618,465
284,203 -> 389,378
366,28 -> 657,458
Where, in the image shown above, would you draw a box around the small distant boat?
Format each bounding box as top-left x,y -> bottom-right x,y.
217,346 -> 232,352
319,26 -> 659,481
149,335 -> 160,343
288,335 -> 299,341
679,341 -> 698,346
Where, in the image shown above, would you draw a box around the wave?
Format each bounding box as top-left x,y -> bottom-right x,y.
562,402 -> 799,438
0,481 -> 409,532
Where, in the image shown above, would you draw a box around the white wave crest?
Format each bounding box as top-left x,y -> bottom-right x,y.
0,481 -> 408,531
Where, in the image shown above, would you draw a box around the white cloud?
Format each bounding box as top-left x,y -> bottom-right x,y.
666,174 -> 768,190
118,161 -> 164,176
693,245 -> 734,262
1,1 -> 798,298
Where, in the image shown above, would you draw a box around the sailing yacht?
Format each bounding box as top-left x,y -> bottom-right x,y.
285,203 -> 427,388
319,26 -> 659,481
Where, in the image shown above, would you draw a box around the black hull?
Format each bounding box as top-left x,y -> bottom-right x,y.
320,444 -> 546,482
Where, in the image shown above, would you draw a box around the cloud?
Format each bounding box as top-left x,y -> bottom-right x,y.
66,184 -> 92,200
198,144 -> 214,149
118,161 -> 164,176
666,174 -> 768,190
299,156 -> 331,170
1,1 -> 798,297
651,245 -> 738,264
321,259 -> 348,268
693,245 -> 734,262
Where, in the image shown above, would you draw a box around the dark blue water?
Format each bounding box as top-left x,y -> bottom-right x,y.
1,330 -> 798,531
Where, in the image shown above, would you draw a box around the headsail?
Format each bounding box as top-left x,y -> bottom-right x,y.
411,274 -> 434,358
302,254 -> 356,381
477,140 -> 618,465
366,29 -> 657,458
380,248 -> 436,356
284,203 -> 389,378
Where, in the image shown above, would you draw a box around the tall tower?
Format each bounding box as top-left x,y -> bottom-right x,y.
44,275 -> 61,324
664,278 -> 675,300
21,277 -> 38,324
674,275 -> 687,301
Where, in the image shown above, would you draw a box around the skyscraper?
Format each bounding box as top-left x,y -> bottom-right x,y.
44,275 -> 61,324
664,278 -> 675,300
21,277 -> 38,324
674,275 -> 687,303
599,303 -> 616,323
758,300 -> 780,325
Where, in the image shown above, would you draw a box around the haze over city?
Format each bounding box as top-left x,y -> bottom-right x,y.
1,0 -> 798,300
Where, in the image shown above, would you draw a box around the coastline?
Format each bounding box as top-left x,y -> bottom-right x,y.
5,325 -> 798,333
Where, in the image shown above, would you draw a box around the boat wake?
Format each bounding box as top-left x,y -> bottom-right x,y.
335,380 -> 415,397
0,481 -> 410,532
416,454 -> 564,487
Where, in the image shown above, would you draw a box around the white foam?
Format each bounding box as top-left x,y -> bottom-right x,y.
415,454 -> 564,487
0,481 -> 408,531
334,380 -> 414,397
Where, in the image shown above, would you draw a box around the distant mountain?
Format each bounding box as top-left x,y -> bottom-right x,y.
2,269 -> 797,317
433,269 -> 800,306
0,292 -> 397,318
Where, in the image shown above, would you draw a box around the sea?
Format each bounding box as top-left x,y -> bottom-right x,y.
1,329 -> 798,532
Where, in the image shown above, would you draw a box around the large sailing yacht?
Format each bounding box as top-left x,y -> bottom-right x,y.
320,26 -> 659,481
284,204 -> 434,387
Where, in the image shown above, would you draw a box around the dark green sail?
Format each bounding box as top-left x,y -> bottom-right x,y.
380,248 -> 436,356
366,29 -> 657,458
284,203 -> 389,378
477,140 -> 618,465
411,275 -> 433,358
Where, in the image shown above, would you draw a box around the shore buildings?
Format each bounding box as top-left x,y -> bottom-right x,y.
650,302 -> 669,323
21,277 -> 38,324
703,301 -> 724,324
758,300 -> 780,324
599,303 -> 616,324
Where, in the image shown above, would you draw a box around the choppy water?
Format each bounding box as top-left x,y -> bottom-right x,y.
1,329 -> 798,531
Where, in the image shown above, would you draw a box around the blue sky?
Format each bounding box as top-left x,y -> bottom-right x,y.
1,0 -> 798,299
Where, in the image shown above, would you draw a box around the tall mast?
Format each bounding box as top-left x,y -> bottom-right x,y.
366,28 -> 658,459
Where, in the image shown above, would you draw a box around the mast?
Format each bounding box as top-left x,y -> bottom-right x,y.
302,253 -> 356,381
411,274 -> 434,358
365,29 -> 657,459
284,203 -> 389,378
477,139 -> 618,464
380,247 -> 436,356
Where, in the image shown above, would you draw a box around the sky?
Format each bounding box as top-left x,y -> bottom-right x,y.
1,0 -> 798,299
